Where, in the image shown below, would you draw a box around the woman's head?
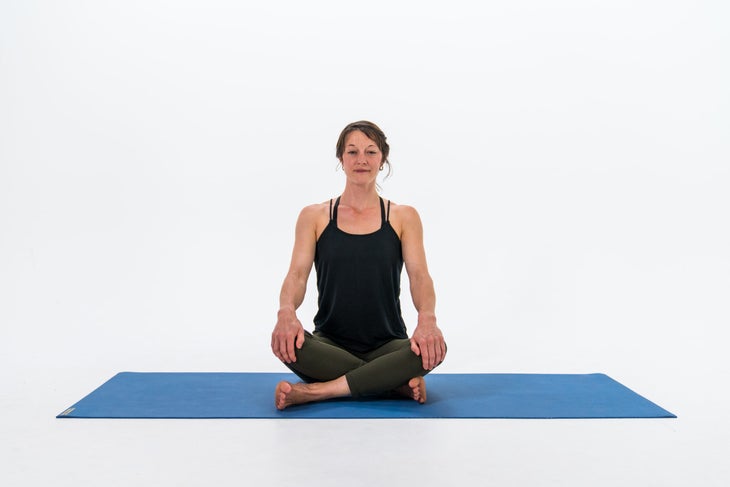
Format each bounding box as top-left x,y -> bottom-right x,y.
336,121 -> 391,176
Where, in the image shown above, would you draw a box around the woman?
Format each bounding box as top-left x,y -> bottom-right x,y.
271,120 -> 446,410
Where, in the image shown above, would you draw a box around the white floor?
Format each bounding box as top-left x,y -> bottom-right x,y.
2,354 -> 728,487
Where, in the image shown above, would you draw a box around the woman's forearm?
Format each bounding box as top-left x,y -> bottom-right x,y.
410,272 -> 436,321
279,270 -> 308,313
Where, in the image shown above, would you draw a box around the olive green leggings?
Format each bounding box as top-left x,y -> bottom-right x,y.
284,331 -> 434,398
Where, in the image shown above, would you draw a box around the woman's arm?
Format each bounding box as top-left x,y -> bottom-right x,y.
271,205 -> 319,364
399,205 -> 447,370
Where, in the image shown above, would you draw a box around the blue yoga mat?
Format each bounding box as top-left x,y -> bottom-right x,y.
56,372 -> 675,419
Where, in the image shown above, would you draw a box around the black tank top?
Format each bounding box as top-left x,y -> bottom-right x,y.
313,196 -> 407,352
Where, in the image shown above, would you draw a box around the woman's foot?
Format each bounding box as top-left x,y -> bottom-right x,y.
275,381 -> 298,410
395,377 -> 427,404
275,377 -> 351,410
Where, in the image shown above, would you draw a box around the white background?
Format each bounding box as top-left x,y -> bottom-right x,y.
2,1 -> 728,486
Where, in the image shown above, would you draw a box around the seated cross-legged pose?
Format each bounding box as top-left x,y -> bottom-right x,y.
270,120 -> 447,410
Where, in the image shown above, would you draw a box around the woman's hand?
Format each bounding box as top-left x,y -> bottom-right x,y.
271,309 -> 305,364
410,314 -> 446,370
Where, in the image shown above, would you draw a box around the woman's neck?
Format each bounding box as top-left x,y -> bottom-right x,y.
340,184 -> 379,212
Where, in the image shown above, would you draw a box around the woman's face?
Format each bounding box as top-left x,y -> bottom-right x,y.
340,130 -> 383,184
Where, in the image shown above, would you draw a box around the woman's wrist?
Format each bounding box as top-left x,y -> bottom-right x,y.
417,311 -> 437,325
278,306 -> 296,317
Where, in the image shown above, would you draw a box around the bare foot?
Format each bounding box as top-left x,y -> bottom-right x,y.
275,381 -> 294,410
395,377 -> 427,404
275,377 -> 351,410
276,381 -> 313,410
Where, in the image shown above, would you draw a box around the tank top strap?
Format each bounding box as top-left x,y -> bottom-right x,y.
332,196 -> 341,221
379,197 -> 386,224
386,199 -> 391,222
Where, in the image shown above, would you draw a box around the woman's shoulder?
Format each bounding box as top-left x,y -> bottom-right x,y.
299,200 -> 330,215
296,199 -> 334,230
386,200 -> 420,220
385,200 -> 422,238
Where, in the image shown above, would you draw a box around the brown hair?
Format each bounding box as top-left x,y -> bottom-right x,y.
335,120 -> 391,176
